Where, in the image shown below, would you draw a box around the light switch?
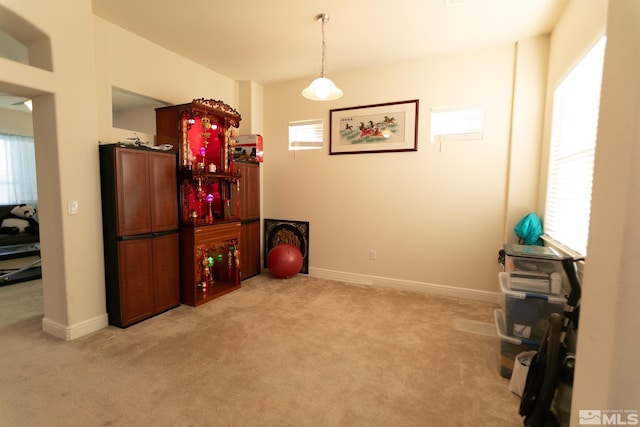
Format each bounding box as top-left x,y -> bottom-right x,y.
68,200 -> 79,215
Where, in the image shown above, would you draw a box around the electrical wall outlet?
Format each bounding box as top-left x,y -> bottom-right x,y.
369,249 -> 377,260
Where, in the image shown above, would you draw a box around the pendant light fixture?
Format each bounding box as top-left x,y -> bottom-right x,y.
302,13 -> 343,101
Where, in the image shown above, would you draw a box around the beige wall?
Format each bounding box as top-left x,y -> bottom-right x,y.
263,43 -> 546,299
112,106 -> 159,137
238,80 -> 264,136
92,16 -> 240,145
570,0 -> 640,421
503,37 -> 549,242
0,109 -> 32,135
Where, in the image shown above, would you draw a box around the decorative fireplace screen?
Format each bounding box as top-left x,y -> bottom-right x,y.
264,219 -> 309,274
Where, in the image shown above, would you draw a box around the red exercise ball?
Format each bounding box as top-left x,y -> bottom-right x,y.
267,244 -> 303,279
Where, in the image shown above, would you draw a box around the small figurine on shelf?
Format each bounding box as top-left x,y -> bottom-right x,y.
206,193 -> 214,224
186,145 -> 196,170
225,127 -> 238,174
197,281 -> 207,299
234,248 -> 240,284
207,256 -> 215,284
198,146 -> 206,171
197,177 -> 205,199
202,255 -> 214,288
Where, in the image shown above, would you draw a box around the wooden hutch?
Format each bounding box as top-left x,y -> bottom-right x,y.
156,99 -> 244,306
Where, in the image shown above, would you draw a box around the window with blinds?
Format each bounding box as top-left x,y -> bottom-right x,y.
430,105 -> 484,143
544,36 -> 607,256
0,133 -> 38,205
289,119 -> 323,150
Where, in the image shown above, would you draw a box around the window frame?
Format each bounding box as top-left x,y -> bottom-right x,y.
288,119 -> 323,151
542,36 -> 607,257
430,105 -> 484,144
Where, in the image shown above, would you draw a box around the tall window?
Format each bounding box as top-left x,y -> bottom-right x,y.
0,133 -> 38,205
544,37 -> 607,256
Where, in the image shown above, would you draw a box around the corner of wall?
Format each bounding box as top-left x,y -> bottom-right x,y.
42,313 -> 109,341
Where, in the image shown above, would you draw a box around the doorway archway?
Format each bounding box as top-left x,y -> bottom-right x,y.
1,5 -> 64,336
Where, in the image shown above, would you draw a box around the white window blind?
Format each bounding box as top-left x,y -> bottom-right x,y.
544,36 -> 607,256
0,133 -> 38,205
430,105 -> 484,143
289,119 -> 323,150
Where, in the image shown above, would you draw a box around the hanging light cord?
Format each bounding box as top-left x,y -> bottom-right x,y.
301,13 -> 343,101
320,14 -> 327,78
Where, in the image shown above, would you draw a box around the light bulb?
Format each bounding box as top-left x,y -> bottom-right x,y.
302,77 -> 343,101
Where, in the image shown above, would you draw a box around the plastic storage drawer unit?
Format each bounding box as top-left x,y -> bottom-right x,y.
494,308 -> 539,379
499,272 -> 567,342
503,244 -> 565,295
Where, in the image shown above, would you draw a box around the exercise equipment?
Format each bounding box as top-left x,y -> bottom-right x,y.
267,244 -> 303,279
0,243 -> 42,286
519,257 -> 582,427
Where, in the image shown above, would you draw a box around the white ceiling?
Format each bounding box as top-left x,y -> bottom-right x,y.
91,0 -> 568,85
1,1 -> 568,112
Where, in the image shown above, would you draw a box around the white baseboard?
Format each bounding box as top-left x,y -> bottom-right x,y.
308,267 -> 500,304
42,313 -> 109,341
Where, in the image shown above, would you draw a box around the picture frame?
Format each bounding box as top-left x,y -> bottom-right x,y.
329,99 -> 419,155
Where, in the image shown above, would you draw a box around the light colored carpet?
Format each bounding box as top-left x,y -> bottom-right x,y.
0,274 -> 522,426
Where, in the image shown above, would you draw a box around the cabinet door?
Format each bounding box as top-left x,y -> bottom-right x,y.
115,148 -> 152,236
118,238 -> 155,326
235,162 -> 260,220
149,151 -> 178,232
194,223 -> 241,285
241,220 -> 261,279
152,233 -> 180,312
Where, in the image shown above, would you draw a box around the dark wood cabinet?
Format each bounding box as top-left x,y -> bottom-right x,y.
152,232 -> 180,312
149,153 -> 183,231
114,148 -> 151,236
233,161 -> 261,279
179,222 -> 241,306
117,238 -> 155,325
236,161 -> 260,219
99,144 -> 180,327
156,99 -> 245,306
240,219 -> 261,279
